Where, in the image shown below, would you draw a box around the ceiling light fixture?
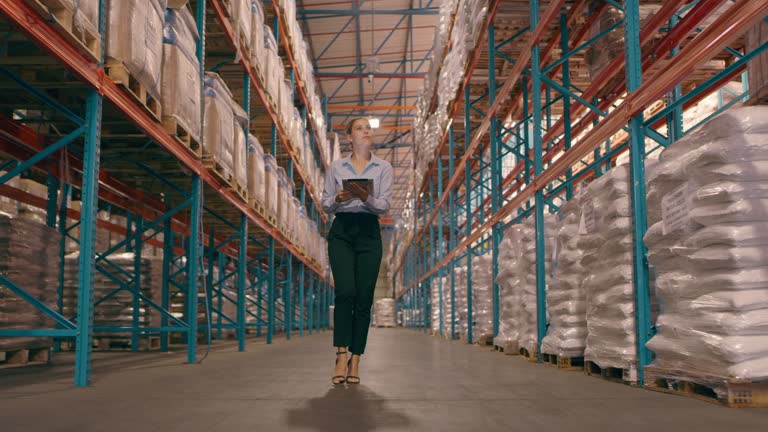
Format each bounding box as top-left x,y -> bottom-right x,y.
368,117 -> 380,129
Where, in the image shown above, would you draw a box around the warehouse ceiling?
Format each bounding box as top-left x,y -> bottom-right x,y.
299,0 -> 441,214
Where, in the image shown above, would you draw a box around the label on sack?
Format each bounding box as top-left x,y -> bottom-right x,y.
662,182 -> 690,235
579,199 -> 596,235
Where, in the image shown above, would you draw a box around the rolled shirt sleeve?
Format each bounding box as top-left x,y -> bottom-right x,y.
321,162 -> 340,214
363,161 -> 393,214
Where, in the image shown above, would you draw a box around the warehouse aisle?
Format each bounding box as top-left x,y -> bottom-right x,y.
1,329 -> 767,431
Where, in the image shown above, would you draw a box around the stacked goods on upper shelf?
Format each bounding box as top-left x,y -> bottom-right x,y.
106,0 -> 166,116
203,72 -> 237,186
0,213 -> 60,352
413,0 -> 489,188
232,101 -> 249,200
644,106 -> 768,389
276,0 -> 330,163
746,17 -> 768,104
161,6 -> 201,147
247,134 -> 266,212
541,197 -> 589,359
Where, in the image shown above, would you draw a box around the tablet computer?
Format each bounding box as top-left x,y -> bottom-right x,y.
342,178 -> 374,195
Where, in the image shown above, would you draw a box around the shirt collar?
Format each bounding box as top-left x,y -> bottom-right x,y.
342,153 -> 381,169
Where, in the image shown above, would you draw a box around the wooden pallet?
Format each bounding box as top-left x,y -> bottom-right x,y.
476,334 -> 494,346
644,366 -> 768,408
542,353 -> 585,371
519,347 -> 539,362
0,346 -> 50,369
585,360 -> 638,385
24,0 -> 101,61
202,155 -> 233,186
493,340 -> 519,355
105,59 -> 162,122
250,199 -> 266,217
231,181 -> 248,203
161,116 -> 202,157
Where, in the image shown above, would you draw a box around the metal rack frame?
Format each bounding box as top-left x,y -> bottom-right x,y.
392,0 -> 768,385
0,0 -> 333,386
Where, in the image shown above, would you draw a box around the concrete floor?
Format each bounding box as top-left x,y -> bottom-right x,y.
1,328 -> 767,432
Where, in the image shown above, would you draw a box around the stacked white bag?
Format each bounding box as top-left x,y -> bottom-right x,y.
494,225 -> 525,351
471,254 -> 493,341
454,265 -> 470,340
581,164 -> 640,376
374,298 -> 396,327
517,216 -> 556,355
645,106 -> 768,384
542,196 -> 589,357
430,279 -> 440,334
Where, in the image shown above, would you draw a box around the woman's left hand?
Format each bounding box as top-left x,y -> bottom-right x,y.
347,183 -> 369,202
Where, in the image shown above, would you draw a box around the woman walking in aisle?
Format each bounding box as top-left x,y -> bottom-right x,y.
322,117 -> 393,385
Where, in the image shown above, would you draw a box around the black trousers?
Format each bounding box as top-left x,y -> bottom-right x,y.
328,212 -> 383,355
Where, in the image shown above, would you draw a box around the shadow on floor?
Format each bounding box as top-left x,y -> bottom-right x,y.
285,385 -> 411,432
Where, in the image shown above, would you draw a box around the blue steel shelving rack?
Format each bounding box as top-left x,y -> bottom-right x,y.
391,0 -> 768,386
0,0 -> 333,387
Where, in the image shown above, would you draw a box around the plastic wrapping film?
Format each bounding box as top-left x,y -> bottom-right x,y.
161,6 -> 201,144
56,0 -> 99,41
0,171 -> 19,217
584,1 -> 660,98
263,25 -> 280,104
375,298 -> 396,327
203,72 -> 235,179
263,154 -> 279,218
247,134 -> 265,206
494,226 -> 523,350
230,0 -> 252,59
276,166 -> 288,226
0,214 -> 61,351
542,196 -> 589,357
518,216 -> 555,354
470,254 -> 493,341
249,0 -> 266,71
579,164 -> 650,371
232,101 -> 249,191
645,106 -> 768,385
106,0 -> 166,99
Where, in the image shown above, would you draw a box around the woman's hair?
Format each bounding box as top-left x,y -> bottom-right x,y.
345,117 -> 370,136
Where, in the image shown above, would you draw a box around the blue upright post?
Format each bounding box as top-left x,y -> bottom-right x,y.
299,262 -> 305,336
488,23 -> 501,339
74,88 -> 102,387
286,255 -> 293,340
237,214 -> 247,351
530,0 -> 548,362
267,237 -> 276,344
55,183 -> 71,353
448,127 -> 456,340
132,216 -> 142,351
46,175 -> 58,228
216,252 -> 224,340
561,12 -> 574,201
256,261 -> 264,337
623,0 -> 652,386
161,220 -> 173,352
464,85 -> 473,344
186,177 -> 202,364
308,273 -> 314,335
437,152 -> 444,337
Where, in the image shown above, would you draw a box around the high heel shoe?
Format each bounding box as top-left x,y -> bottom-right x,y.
332,350 -> 347,385
346,356 -> 360,384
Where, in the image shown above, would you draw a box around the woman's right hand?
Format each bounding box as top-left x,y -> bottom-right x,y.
336,190 -> 355,203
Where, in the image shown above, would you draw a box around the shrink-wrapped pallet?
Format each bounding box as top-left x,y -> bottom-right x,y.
375,298 -> 396,327
249,0 -> 266,72
0,171 -> 18,217
517,216 -> 555,354
746,17 -> 768,104
247,134 -> 265,208
471,254 -> 493,342
232,101 -> 249,195
542,197 -> 589,357
263,154 -> 279,218
230,0 -> 253,56
645,106 -> 768,385
0,215 -> 60,351
161,6 -> 201,144
106,0 -> 165,99
203,72 -> 235,180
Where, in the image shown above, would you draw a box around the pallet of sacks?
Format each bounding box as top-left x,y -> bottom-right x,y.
643,106 -> 768,407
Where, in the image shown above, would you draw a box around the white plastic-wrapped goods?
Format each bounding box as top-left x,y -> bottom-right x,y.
471,254 -> 493,341
542,197 -> 588,357
247,135 -> 265,208
106,0 -> 166,99
374,298 -> 396,327
203,73 -> 235,180
161,6 -> 201,144
645,106 -> 768,386
232,101 -> 249,195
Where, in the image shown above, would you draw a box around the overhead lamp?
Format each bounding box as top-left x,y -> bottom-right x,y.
368,117 -> 380,129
